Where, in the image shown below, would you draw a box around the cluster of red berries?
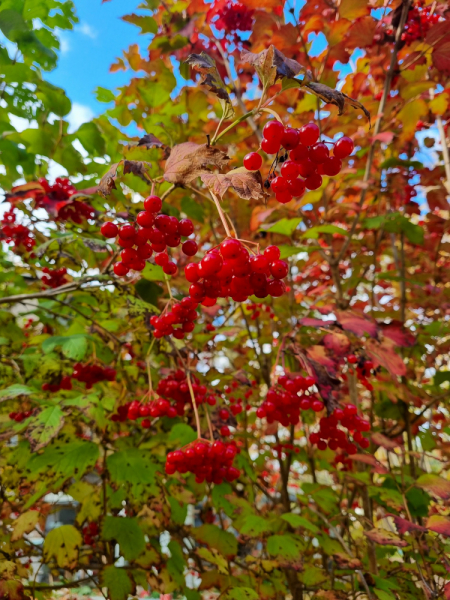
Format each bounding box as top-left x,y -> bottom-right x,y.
186,239 -> 288,303
0,207 -> 35,253
9,410 -> 33,422
42,376 -> 72,393
400,2 -> 440,44
110,398 -> 176,427
333,453 -> 353,471
72,363 -> 116,389
209,1 -> 254,38
309,404 -> 371,453
37,178 -> 95,223
100,195 -> 197,277
157,370 -> 217,415
82,522 -> 99,546
244,121 -> 354,204
256,374 -> 317,427
246,302 -> 275,321
274,442 -> 301,456
165,439 -> 240,484
41,267 -> 68,288
344,355 -> 375,392
150,297 -> 200,340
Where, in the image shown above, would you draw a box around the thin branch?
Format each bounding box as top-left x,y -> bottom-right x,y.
0,277 -> 109,305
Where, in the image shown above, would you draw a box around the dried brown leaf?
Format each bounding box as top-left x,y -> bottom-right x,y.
163,142 -> 229,186
201,167 -> 266,200
241,45 -> 306,82
99,160 -> 153,197
332,553 -> 362,570
305,82 -> 371,125
99,162 -> 121,196
186,52 -> 234,115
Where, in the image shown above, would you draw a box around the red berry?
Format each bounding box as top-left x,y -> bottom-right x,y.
101,222 -> 118,238
261,138 -> 280,155
189,282 -> 205,301
298,122 -> 320,146
163,262 -> 178,275
200,252 -> 223,276
220,238 -> 242,259
280,160 -> 299,179
344,403 -> 357,416
118,224 -> 136,240
137,211 -> 154,228
269,260 -> 288,279
296,159 -> 316,178
136,243 -> 153,259
276,190 -> 292,204
290,144 -> 309,161
121,248 -> 138,264
220,425 -> 230,437
267,279 -> 285,297
219,408 -> 229,420
334,136 -> 354,159
250,255 -> 268,273
113,262 -> 129,276
310,142 -> 329,164
155,252 -> 169,266
263,245 -> 280,262
178,218 -> 194,237
287,178 -> 306,196
347,355 -> 358,364
263,120 -> 284,142
312,400 -> 324,412
144,195 -> 162,213
243,152 -> 262,170
271,176 -> 288,193
280,127 -> 299,150
182,240 -> 198,256
185,262 -> 200,283
322,156 -> 342,176
304,173 -> 322,190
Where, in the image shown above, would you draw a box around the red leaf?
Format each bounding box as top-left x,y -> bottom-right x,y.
365,338 -> 406,377
335,310 -> 377,337
298,317 -> 332,328
323,332 -> 351,356
426,515 -> 450,537
371,132 -> 394,143
389,514 -> 427,536
416,474 -> 450,500
348,453 -> 388,473
371,432 -> 402,451
379,320 -> 415,347
364,528 -> 408,547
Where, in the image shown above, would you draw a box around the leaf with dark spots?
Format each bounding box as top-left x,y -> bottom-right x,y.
364,528 -> 408,547
379,320 -> 415,347
388,514 -> 427,536
304,82 -> 371,125
241,45 -> 306,83
99,160 -> 152,196
186,52 -> 234,116
201,167 -> 266,201
163,142 -> 229,186
335,310 -> 378,337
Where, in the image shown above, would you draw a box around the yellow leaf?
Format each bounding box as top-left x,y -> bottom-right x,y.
430,94 -> 448,115
397,98 -> 427,141
400,81 -> 434,101
43,525 -> 82,569
339,0 -> 369,21
11,511 -> 40,542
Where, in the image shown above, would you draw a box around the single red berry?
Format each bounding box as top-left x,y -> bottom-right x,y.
244,152 -> 262,171
155,252 -> 169,266
322,156 -> 342,176
334,136 -> 354,159
163,262 -> 178,275
220,425 -> 230,437
250,254 -> 269,273
200,252 -> 223,276
264,245 -> 280,262
280,127 -> 299,150
219,408 -> 229,420
310,142 -> 330,164
290,144 -> 309,161
305,173 -> 322,190
267,279 -> 285,297
271,176 -> 288,193
296,159 -> 316,178
261,138 -> 281,155
312,400 -> 324,412
276,190 -> 292,204
121,248 -> 138,264
281,160 -> 299,179
298,122 -> 320,146
347,355 -> 358,364
185,263 -> 200,283
144,195 -> 162,213
344,403 -> 358,416
263,120 -> 284,142
189,282 -> 205,301
221,238 -> 242,259
136,243 -> 153,259
137,211 -> 154,228
287,178 -> 306,196
118,224 -> 136,240
270,260 -> 288,279
113,262 -> 129,276
178,218 -> 194,237
182,240 -> 198,256
100,222 -> 118,238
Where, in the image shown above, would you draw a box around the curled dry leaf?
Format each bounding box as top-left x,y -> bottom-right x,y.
304,82 -> 371,125
163,142 -> 229,186
364,528 -> 408,547
332,553 -> 362,570
186,52 -> 234,117
137,133 -> 171,159
99,160 -> 153,196
241,45 -> 306,84
201,167 -> 266,201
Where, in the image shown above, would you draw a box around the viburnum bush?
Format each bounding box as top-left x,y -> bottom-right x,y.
1,1 -> 450,600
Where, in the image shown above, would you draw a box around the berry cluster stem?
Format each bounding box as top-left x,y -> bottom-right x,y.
210,191 -> 232,237
186,371 -> 202,439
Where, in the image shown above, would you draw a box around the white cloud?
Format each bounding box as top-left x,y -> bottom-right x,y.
60,34 -> 70,54
67,102 -> 95,133
77,23 -> 97,39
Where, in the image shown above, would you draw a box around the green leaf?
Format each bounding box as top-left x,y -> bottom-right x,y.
302,566 -> 328,586
102,517 -> 146,561
28,440 -> 99,479
434,371 -> 450,386
267,218 -> 302,236
107,448 -> 157,486
101,566 -> 134,600
11,510 -> 40,542
168,423 -> 197,446
181,196 -> 205,222
36,81 -> 71,117
122,14 -> 158,34
42,335 -> 89,360
302,225 -> 347,239
134,278 -> 163,306
142,262 -> 165,281
168,496 -> 187,525
239,515 -> 272,537
25,406 -> 65,451
193,524 -> 237,557
43,525 -> 82,568
95,87 -> 116,103
278,245 -> 312,258
267,534 -> 304,562
0,383 -> 36,401
282,77 -> 302,91
226,588 -> 259,600
363,213 -> 424,245
380,157 -> 423,170
197,547 -> 228,573
281,513 -> 320,534
75,122 -> 106,155
374,590 -> 395,600
0,9 -> 28,40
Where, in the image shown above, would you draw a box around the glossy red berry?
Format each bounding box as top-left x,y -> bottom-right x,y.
244,152 -> 262,170
290,144 -> 309,161
270,260 -> 288,279
221,238 -> 242,259
310,142 -> 329,164
182,240 -> 198,256
261,138 -> 280,155
280,127 -> 299,150
287,178 -> 306,196
100,222 -> 118,238
334,136 -> 354,159
113,262 -> 129,276
185,263 -> 200,283
155,252 -> 169,266
299,122 -> 320,146
280,160 -> 299,179
200,252 -> 223,276
118,224 -> 136,240
271,176 -> 288,193
178,218 -> 194,237
276,190 -> 292,204
136,211 -> 154,228
163,262 -> 178,275
264,245 -> 280,262
144,195 -> 162,213
296,159 -> 316,178
121,248 -> 138,264
305,173 -> 323,190
322,156 -> 342,176
136,243 -> 153,259
263,120 -> 284,142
